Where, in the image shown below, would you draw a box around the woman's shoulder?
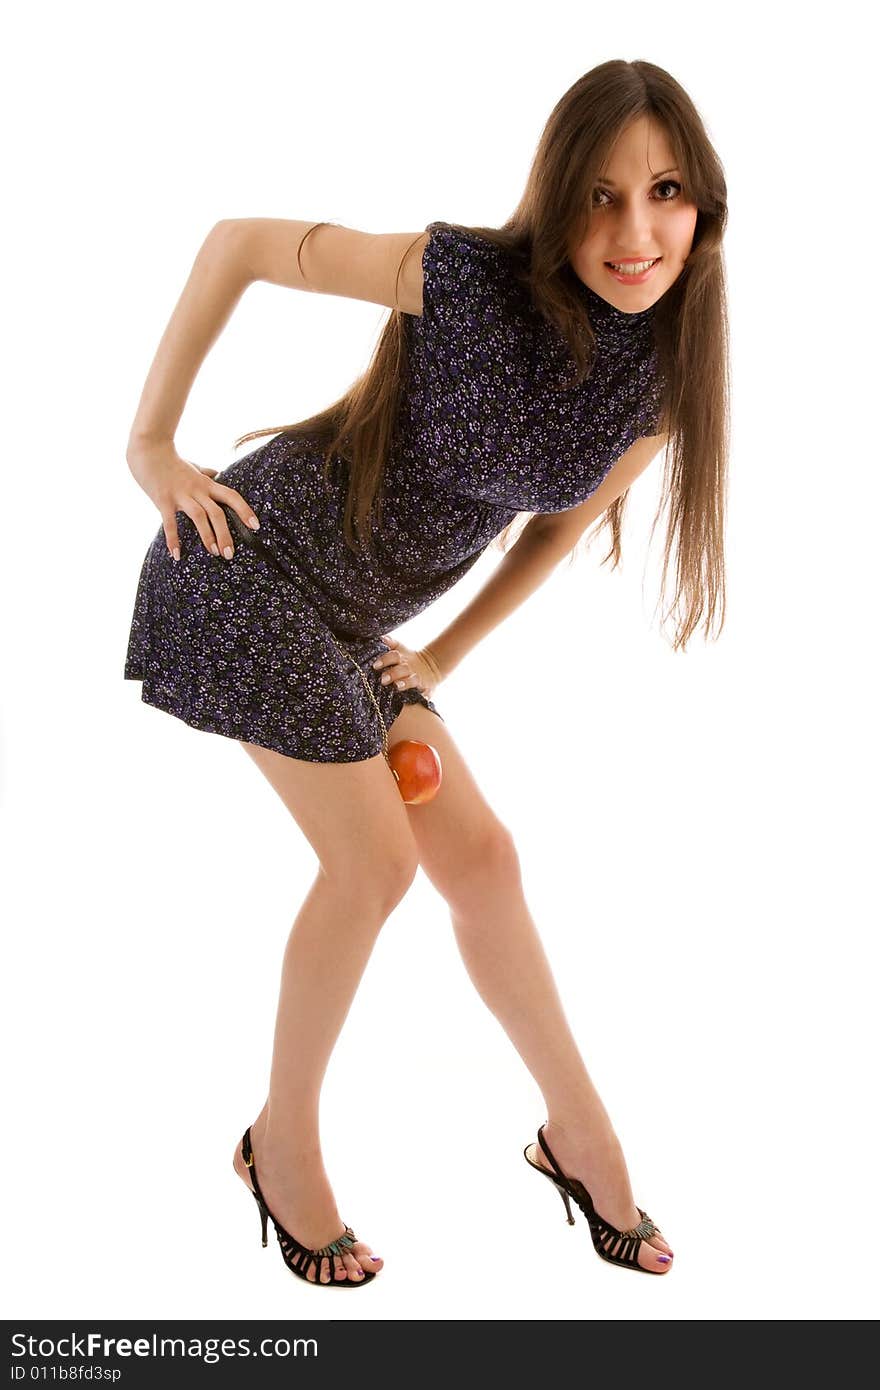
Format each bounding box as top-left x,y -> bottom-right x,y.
425,220 -> 505,249
423,221 -> 524,273
418,221 -> 531,326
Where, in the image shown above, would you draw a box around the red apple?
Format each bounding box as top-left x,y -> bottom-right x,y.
387,739 -> 442,804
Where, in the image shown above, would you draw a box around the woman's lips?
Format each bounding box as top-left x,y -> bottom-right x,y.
604,258 -> 661,285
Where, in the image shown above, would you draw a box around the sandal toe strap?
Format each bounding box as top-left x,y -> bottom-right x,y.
309,1225 -> 358,1258
616,1210 -> 659,1240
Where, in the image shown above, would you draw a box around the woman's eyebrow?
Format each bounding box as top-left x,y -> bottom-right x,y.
597,167 -> 680,186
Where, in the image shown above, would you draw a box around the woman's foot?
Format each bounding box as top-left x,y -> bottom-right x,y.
233,1121 -> 383,1284
534,1119 -> 674,1274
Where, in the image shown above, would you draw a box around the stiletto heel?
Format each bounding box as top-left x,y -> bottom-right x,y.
553,1180 -> 576,1225
239,1126 -> 377,1289
523,1123 -> 671,1275
251,1190 -> 269,1247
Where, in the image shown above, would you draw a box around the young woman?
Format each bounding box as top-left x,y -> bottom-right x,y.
124,58 -> 729,1286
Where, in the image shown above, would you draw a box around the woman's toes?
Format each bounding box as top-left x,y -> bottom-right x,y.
342,1252 -> 364,1280
639,1243 -> 673,1273
307,1256 -> 329,1283
351,1241 -> 383,1274
645,1232 -> 674,1257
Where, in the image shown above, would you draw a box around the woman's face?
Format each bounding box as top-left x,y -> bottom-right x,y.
568,116 -> 698,311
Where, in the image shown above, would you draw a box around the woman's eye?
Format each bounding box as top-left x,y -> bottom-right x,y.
592,180 -> 682,207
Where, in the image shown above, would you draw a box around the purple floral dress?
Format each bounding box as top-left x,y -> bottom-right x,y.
124,222 -> 664,762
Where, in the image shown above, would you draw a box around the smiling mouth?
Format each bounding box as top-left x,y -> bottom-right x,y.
605,258 -> 661,271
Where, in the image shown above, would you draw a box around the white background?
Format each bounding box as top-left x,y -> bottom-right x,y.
2,0 -> 877,1324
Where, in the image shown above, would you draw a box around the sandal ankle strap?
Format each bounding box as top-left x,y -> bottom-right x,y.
536,1123 -> 567,1181
241,1127 -> 261,1197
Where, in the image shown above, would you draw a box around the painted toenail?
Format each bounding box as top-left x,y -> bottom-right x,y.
370,1256 -> 381,1261
656,1255 -> 671,1263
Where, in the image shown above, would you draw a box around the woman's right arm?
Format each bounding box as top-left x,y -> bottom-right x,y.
237,218 -> 428,312
126,220 -> 265,561
127,219 -> 427,561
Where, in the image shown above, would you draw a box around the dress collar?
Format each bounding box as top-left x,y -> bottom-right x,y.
579,280 -> 658,351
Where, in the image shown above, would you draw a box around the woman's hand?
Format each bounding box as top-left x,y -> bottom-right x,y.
372,635 -> 443,699
127,438 -> 260,562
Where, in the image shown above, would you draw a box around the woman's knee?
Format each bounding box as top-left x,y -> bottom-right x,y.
239,739 -> 419,912
443,822 -> 522,912
321,842 -> 420,916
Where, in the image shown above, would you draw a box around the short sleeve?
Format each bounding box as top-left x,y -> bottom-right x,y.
405,222 -> 528,416
417,222 -> 508,335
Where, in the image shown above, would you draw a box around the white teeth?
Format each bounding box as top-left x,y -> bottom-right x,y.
608,259 -> 657,274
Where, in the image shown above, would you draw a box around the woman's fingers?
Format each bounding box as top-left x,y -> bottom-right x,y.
375,656 -> 408,689
166,484 -> 261,561
164,502 -> 213,560
371,644 -> 436,693
202,495 -> 241,558
130,444 -> 260,561
373,651 -> 415,689
211,483 -> 261,536
162,513 -> 182,562
174,498 -> 223,558
375,650 -> 408,678
390,668 -> 416,689
379,663 -> 412,687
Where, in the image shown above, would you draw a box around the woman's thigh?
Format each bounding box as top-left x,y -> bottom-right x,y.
239,741 -> 420,900
387,703 -> 520,910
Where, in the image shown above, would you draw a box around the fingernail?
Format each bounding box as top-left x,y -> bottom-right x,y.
396,680 -> 405,688
372,660 -> 382,669
381,674 -> 390,683
247,516 -> 260,530
223,546 -> 233,559
172,547 -> 180,562
656,1254 -> 671,1263
211,543 -> 219,556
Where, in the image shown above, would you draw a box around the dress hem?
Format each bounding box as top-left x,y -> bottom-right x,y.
124,670 -> 444,764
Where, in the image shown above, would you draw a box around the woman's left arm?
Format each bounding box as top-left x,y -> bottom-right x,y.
426,431 -> 668,679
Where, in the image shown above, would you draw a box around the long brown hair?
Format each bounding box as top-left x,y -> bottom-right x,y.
234,59 -> 730,652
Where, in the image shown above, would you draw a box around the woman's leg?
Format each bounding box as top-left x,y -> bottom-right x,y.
231,739 -> 420,1284
388,704 -> 674,1273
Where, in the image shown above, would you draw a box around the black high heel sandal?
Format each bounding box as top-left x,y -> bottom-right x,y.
239,1127 -> 377,1288
523,1123 -> 670,1275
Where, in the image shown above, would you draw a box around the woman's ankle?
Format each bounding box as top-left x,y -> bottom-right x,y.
254,1116 -> 322,1165
543,1111 -> 620,1155
252,1098 -> 320,1147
